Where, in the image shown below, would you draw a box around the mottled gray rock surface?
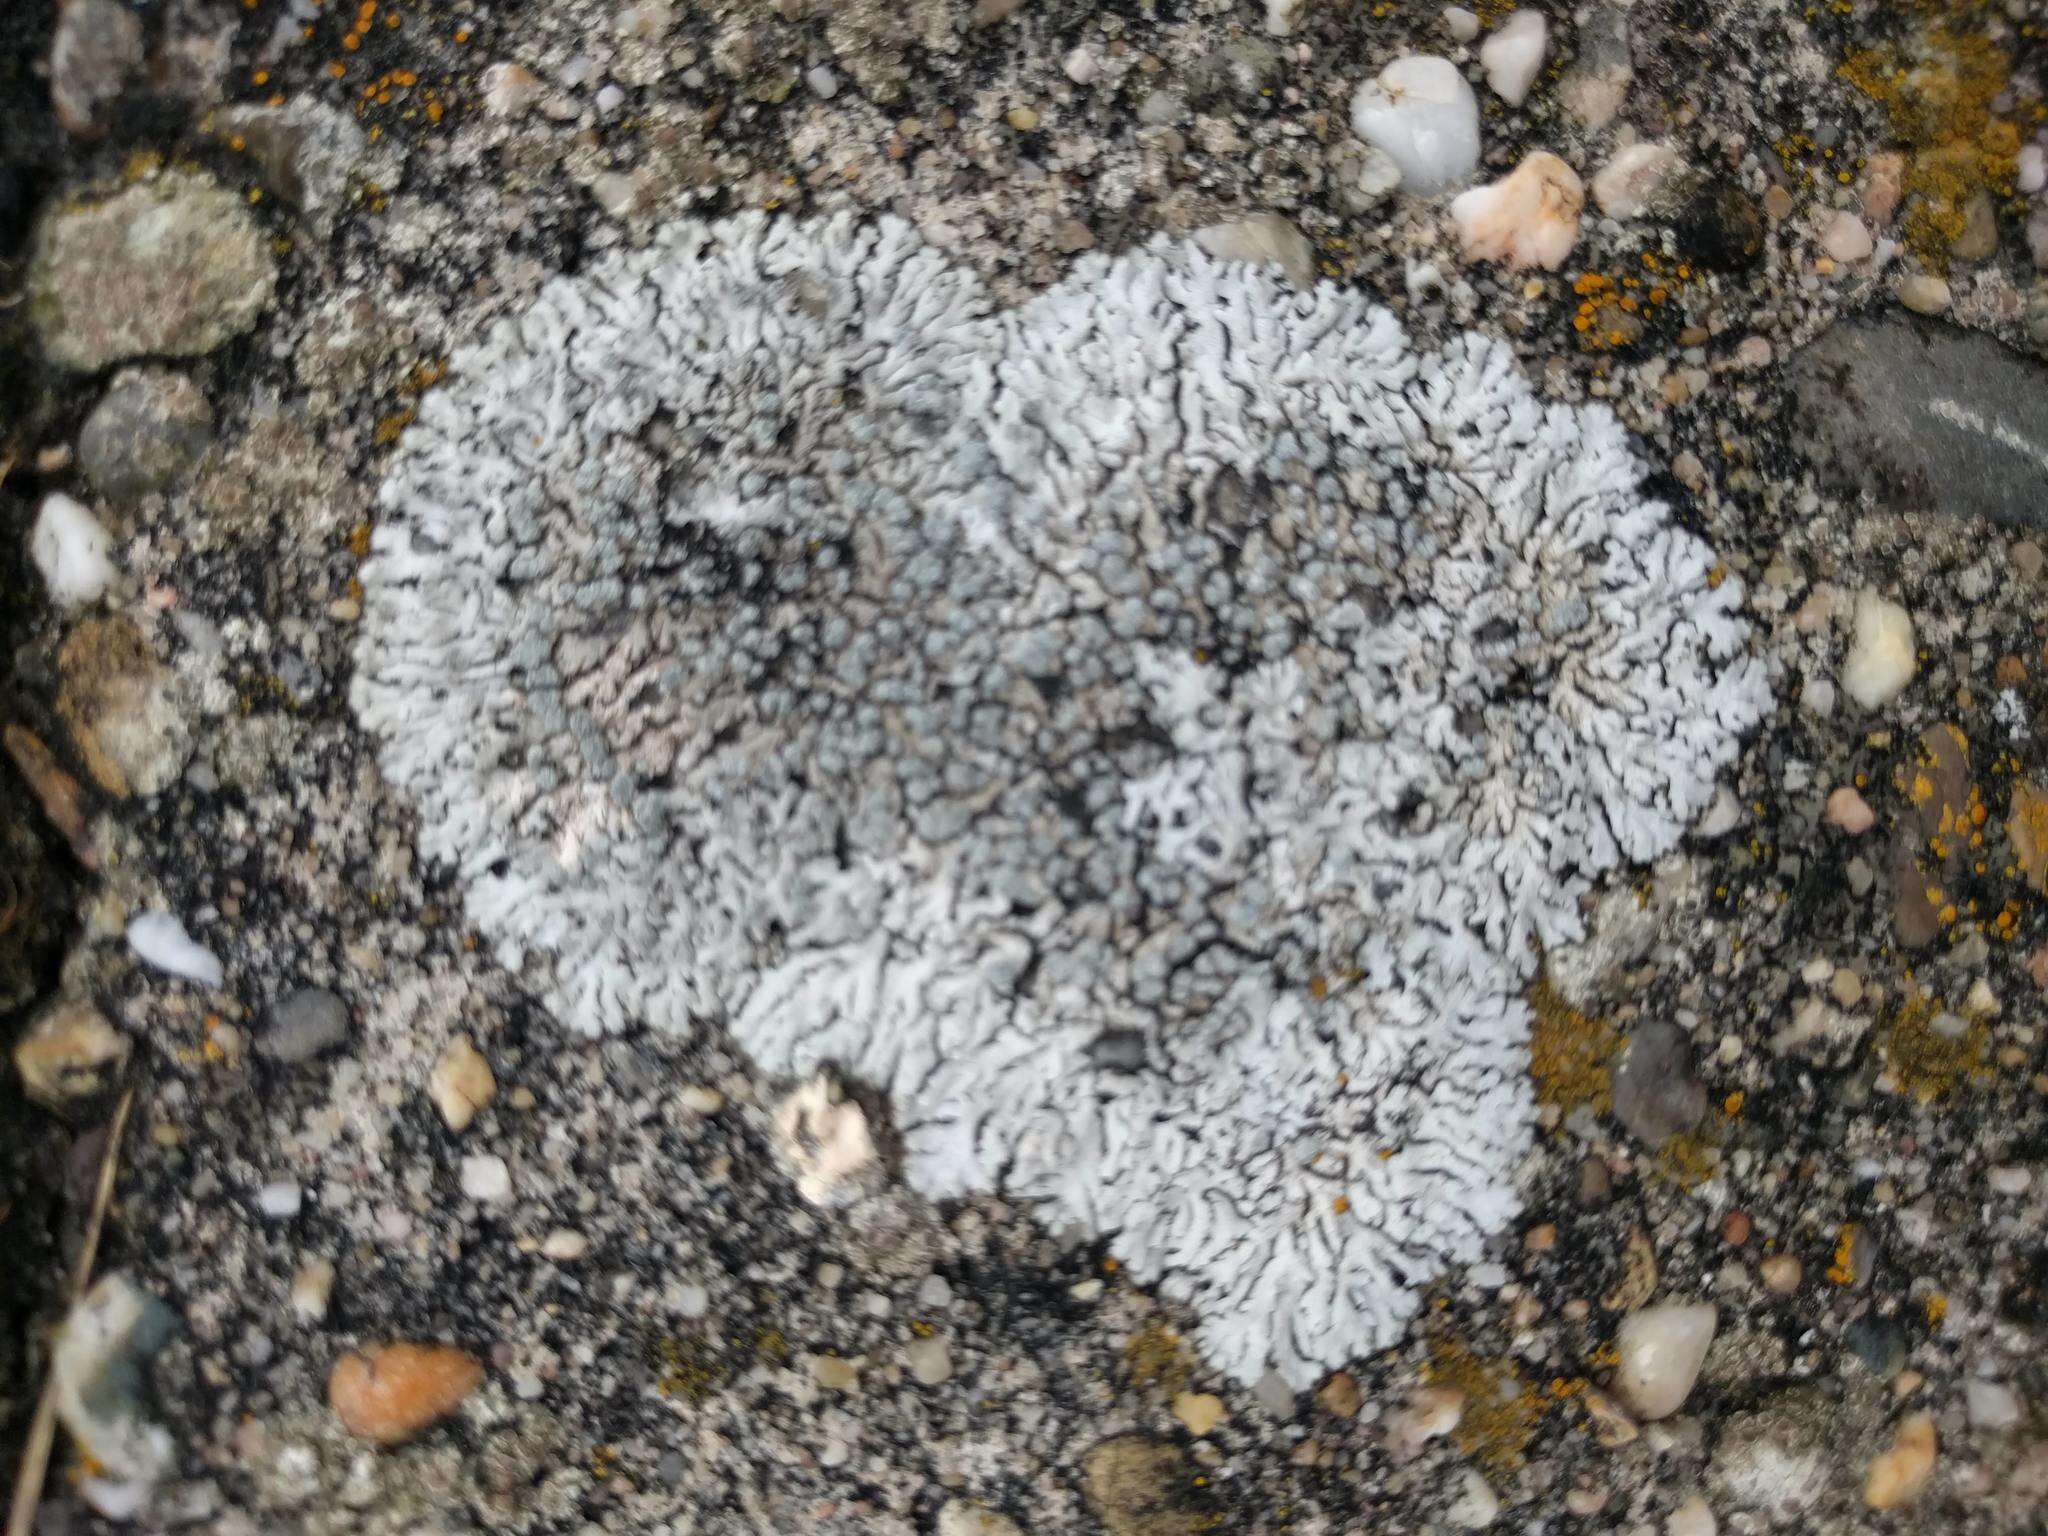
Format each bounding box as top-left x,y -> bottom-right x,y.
28,173 -> 277,372
1792,317 -> 2048,533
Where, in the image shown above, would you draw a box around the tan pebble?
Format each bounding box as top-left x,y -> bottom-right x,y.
1862,152 -> 1906,226
1565,1485 -> 1608,1516
329,1343 -> 484,1444
1006,105 -> 1040,132
1894,1369 -> 1925,1398
1525,1222 -> 1558,1253
1829,969 -> 1864,1007
1173,1391 -> 1227,1437
1386,1384 -> 1465,1460
1897,273 -> 1950,316
1582,1387 -> 1640,1447
810,1353 -> 861,1390
1720,1210 -> 1751,1246
1864,1411 -> 1936,1509
428,1035 -> 496,1132
540,1228 -> 589,1261
1824,787 -> 1874,834
1762,184 -> 1794,222
290,1259 -> 335,1323
1759,1254 -> 1801,1294
1316,1370 -> 1362,1418
679,1084 -> 726,1114
12,998 -> 128,1105
1667,1493 -> 1717,1536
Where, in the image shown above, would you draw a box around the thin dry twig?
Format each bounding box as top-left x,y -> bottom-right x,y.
5,1086 -> 137,1536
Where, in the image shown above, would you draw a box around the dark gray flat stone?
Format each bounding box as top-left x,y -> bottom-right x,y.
1789,315 -> 2048,533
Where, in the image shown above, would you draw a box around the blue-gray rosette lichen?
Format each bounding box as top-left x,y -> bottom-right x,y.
353,213 -> 1767,1386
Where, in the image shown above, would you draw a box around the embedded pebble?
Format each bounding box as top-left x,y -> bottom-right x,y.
1841,591 -> 1915,710
541,1229 -> 590,1261
28,173 -> 277,372
255,1181 -> 303,1219
328,1343 -> 484,1444
1591,142 -> 1685,219
1863,1412 -> 1936,1510
1193,213 -> 1315,288
429,1036 -> 497,1132
1479,9 -> 1547,107
31,493 -> 117,609
1897,273 -> 1951,315
458,1154 -> 512,1202
811,1353 -> 861,1390
936,1502 -> 1026,1536
127,912 -> 224,988
1759,1255 -> 1802,1295
1667,1495 -> 1716,1536
12,997 -> 127,1105
1613,1303 -> 1717,1420
1820,210 -> 1874,264
259,987 -> 350,1065
289,1260 -> 335,1323
1611,1020 -> 1708,1149
481,62 -> 542,116
1173,1391 -> 1226,1436
1386,1385 -> 1465,1460
1446,1468 -> 1499,1529
1317,1371 -> 1362,1418
1965,1379 -> 2021,1429
1450,151 -> 1584,270
1350,56 -> 1480,195
1988,1165 -> 2032,1196
905,1335 -> 954,1385
1824,787 -> 1874,835
772,1074 -> 879,1207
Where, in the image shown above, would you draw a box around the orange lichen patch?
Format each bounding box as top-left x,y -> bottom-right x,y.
1925,1292 -> 1949,1326
1838,14 -> 2020,268
1425,1336 -> 1542,1472
1566,257 -> 1695,353
328,1343 -> 484,1443
1826,1225 -> 1859,1286
2009,780 -> 2048,893
1527,974 -> 1618,1116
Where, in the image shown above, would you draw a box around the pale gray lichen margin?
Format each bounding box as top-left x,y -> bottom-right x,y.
352,212 -> 1770,1388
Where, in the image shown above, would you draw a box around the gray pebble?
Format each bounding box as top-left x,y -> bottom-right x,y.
77,368 -> 215,502
1611,1020 -> 1708,1149
258,986 -> 350,1065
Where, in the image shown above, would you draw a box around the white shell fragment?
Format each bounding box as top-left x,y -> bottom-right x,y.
353,214 -> 1769,1387
126,910 -> 225,987
1350,55 -> 1481,195
1451,151 -> 1585,271
31,491 -> 118,608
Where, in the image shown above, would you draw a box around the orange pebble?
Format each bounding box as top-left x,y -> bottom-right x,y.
329,1343 -> 484,1444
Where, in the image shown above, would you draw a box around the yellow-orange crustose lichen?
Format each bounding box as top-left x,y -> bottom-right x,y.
1527,975 -> 1619,1116
1425,1335 -> 1543,1472
1837,6 -> 2023,269
1878,995 -> 1991,1104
